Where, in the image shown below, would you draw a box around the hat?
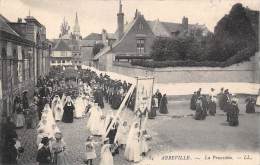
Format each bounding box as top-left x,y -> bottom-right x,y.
54,132 -> 62,139
41,137 -> 49,145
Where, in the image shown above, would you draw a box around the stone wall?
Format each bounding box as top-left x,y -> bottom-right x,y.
109,59 -> 257,84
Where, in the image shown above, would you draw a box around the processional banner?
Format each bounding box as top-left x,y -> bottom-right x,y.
134,77 -> 154,113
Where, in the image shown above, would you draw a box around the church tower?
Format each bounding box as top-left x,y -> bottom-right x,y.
73,12 -> 81,40
117,0 -> 124,40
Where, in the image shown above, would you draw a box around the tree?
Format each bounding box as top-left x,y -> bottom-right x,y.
92,43 -> 105,56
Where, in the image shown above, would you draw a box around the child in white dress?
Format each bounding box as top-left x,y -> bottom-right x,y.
99,138 -> 113,165
84,136 -> 99,165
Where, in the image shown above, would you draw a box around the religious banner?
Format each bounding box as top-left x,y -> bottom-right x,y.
134,77 -> 154,113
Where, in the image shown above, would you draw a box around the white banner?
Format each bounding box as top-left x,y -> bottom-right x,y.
134,77 -> 154,113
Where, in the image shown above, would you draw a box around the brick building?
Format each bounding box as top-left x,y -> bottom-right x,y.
94,0 -> 209,71
0,14 -> 51,123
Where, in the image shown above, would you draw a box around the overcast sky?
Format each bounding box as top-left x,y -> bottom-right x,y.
0,0 -> 259,39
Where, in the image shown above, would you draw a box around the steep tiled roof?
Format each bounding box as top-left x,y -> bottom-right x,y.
83,33 -> 102,40
0,14 -> 20,37
53,39 -> 71,51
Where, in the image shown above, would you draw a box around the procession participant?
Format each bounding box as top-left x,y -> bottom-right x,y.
194,97 -> 203,120
246,97 -> 255,113
197,88 -> 202,97
190,91 -> 197,110
105,118 -> 119,156
94,87 -> 104,109
51,132 -> 71,165
218,88 -> 225,110
14,102 -> 25,129
36,137 -> 52,165
62,96 -> 75,123
53,98 -> 64,121
74,94 -> 85,118
87,103 -> 105,136
201,95 -> 208,120
36,129 -> 49,147
256,88 -> 260,106
2,138 -> 18,164
155,89 -> 162,107
223,89 -> 230,112
31,98 -> 39,128
42,103 -> 56,126
24,106 -> 34,129
149,95 -> 157,119
124,122 -> 142,163
159,94 -> 168,114
228,100 -> 239,126
114,121 -> 129,149
61,93 -> 67,107
140,129 -> 150,156
22,90 -> 29,109
208,88 -> 217,116
99,138 -> 114,165
84,136 -> 98,165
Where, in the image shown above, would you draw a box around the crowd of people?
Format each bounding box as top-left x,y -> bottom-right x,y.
3,68 -> 168,165
190,87 -> 259,126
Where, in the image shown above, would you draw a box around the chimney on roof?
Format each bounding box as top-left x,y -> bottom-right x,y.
117,0 -> 124,40
182,16 -> 188,31
17,18 -> 22,23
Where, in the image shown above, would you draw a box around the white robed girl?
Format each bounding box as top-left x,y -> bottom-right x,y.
74,95 -> 85,118
87,103 -> 105,135
99,138 -> 113,165
114,121 -> 129,147
61,94 -> 67,107
124,122 -> 142,163
52,96 -> 64,121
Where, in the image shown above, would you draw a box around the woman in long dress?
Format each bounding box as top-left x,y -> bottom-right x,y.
62,96 -> 75,123
53,99 -> 64,121
124,122 -> 142,163
115,121 -> 129,148
51,132 -> 71,165
100,138 -> 113,165
159,94 -> 168,114
87,103 -> 104,135
15,103 -> 25,128
74,95 -> 85,118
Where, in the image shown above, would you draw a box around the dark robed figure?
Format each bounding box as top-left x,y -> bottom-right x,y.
246,97 -> 255,113
62,96 -> 75,123
190,92 -> 197,110
228,101 -> 239,126
159,94 -> 168,114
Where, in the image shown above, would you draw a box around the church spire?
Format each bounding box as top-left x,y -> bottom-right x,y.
119,0 -> 122,13
73,12 -> 81,40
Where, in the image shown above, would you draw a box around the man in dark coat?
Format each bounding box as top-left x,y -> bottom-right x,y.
228,101 -> 239,126
218,88 -> 225,110
190,92 -> 197,110
246,97 -> 255,113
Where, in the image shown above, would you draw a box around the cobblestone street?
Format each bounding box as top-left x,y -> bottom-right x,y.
17,101 -> 260,165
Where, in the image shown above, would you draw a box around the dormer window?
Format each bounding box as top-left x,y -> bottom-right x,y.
139,22 -> 143,30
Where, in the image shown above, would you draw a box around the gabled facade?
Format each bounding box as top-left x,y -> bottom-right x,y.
94,0 -> 210,71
